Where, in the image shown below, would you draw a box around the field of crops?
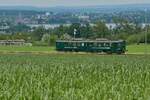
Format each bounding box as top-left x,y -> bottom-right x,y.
0,54 -> 150,99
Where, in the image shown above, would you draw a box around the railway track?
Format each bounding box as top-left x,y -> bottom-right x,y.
0,51 -> 149,55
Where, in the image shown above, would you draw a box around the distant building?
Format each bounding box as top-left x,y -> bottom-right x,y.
78,15 -> 90,21
45,12 -> 50,16
0,26 -> 10,34
0,40 -> 25,46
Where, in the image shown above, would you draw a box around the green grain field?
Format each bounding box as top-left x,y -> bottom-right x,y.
0,54 -> 150,100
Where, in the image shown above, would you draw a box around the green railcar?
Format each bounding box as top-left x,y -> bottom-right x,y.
56,40 -> 126,54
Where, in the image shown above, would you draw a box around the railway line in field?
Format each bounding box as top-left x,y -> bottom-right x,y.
0,44 -> 149,55
0,50 -> 149,55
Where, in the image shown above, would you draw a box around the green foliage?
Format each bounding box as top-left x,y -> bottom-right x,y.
0,54 -> 150,99
12,33 -> 31,41
127,34 -> 140,44
113,32 -> 128,40
41,34 -> 51,43
93,21 -> 110,38
0,33 -> 31,41
60,33 -> 72,40
32,26 -> 47,41
1,20 -> 150,45
55,25 -> 69,38
9,23 -> 31,33
41,33 -> 58,46
49,34 -> 57,46
67,23 -> 94,38
127,32 -> 150,44
68,23 -> 81,38
80,23 -> 93,38
0,34 -> 11,40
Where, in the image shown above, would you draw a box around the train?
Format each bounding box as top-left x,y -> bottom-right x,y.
56,39 -> 126,54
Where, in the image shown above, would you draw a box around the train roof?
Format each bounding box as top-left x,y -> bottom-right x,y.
56,40 -> 125,43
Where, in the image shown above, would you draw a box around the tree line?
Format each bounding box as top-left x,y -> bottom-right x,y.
0,18 -> 150,46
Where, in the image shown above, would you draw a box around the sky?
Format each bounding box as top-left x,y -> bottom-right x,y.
0,0 -> 149,7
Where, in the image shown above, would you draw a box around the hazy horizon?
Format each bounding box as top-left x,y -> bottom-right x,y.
0,0 -> 149,7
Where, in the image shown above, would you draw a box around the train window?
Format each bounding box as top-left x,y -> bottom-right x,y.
105,43 -> 109,47
94,42 -> 97,46
98,43 -> 102,47
118,43 -> 121,47
82,43 -> 84,46
98,43 -> 100,47
73,43 -> 76,47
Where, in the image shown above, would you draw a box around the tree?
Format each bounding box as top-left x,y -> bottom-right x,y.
41,34 -> 57,46
41,34 -> 51,43
49,34 -> 57,46
93,21 -> 110,38
80,23 -> 93,38
68,23 -> 81,38
9,23 -> 31,33
12,33 -> 31,41
32,26 -> 47,41
61,33 -> 72,40
55,25 -> 69,38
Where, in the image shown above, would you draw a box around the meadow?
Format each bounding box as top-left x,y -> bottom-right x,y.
0,46 -> 55,54
127,44 -> 150,54
0,44 -> 150,54
0,54 -> 150,99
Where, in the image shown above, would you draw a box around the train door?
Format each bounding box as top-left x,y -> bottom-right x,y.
111,42 -> 118,53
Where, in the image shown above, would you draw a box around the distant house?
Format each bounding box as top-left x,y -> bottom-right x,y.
0,39 -> 25,46
0,26 -> 10,34
78,15 -> 90,20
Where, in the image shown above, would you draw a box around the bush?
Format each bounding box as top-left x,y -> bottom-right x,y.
115,32 -> 129,40
60,33 -> 72,40
41,34 -> 51,43
50,34 -> 57,46
41,34 -> 57,46
127,34 -> 140,44
126,33 -> 149,44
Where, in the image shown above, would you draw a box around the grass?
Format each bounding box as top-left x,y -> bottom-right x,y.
0,46 -> 55,53
0,54 -> 150,99
127,44 -> 150,54
0,44 -> 150,54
